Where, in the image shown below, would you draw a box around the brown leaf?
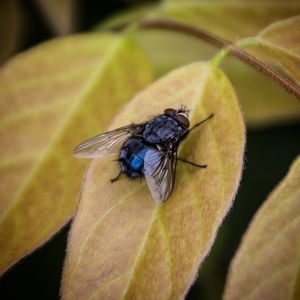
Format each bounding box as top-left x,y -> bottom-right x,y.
0,34 -> 152,274
224,155 -> 300,300
61,62 -> 245,299
0,0 -> 23,65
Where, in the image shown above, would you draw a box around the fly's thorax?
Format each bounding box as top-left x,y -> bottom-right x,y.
143,116 -> 184,144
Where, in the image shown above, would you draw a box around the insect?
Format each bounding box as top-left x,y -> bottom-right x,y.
74,107 -> 213,203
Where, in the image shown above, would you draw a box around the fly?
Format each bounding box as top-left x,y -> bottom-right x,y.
74,107 -> 213,203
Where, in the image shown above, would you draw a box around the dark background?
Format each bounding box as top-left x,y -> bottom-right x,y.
1,1 -> 299,299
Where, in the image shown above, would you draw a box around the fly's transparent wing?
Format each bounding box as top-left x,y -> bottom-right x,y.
143,147 -> 177,203
74,124 -> 144,158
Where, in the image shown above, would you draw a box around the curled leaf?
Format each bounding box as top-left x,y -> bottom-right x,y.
61,62 -> 245,299
224,155 -> 300,300
0,34 -> 152,274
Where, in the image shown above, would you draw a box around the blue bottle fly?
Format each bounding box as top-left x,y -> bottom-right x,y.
74,107 -> 213,203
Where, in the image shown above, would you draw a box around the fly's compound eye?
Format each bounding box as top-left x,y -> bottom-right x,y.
175,114 -> 190,128
164,108 -> 176,116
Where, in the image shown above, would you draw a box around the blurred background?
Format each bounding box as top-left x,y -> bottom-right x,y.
0,0 -> 153,65
0,0 -> 299,299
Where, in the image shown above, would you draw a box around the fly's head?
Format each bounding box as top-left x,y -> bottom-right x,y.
164,106 -> 190,129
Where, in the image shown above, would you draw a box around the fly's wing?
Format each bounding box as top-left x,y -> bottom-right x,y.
143,147 -> 177,203
74,123 -> 144,158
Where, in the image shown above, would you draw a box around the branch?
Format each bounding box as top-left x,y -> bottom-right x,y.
137,19 -> 300,100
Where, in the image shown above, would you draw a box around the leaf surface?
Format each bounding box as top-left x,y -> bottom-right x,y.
255,15 -> 300,84
224,155 -> 300,300
225,15 -> 300,127
99,1 -> 300,76
221,55 -> 300,127
0,34 -> 152,274
62,62 -> 245,299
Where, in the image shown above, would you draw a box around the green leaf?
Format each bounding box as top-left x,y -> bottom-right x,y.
159,1 -> 300,41
61,62 -> 245,299
224,155 -> 300,300
132,29 -> 217,78
98,1 -> 300,77
0,33 -> 152,275
98,2 -> 300,127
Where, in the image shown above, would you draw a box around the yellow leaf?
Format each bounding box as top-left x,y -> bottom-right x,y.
256,15 -> 300,84
61,62 -> 245,299
224,155 -> 300,300
0,34 -> 152,274
223,15 -> 300,127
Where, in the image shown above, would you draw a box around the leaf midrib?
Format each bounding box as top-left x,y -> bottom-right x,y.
122,64 -> 215,300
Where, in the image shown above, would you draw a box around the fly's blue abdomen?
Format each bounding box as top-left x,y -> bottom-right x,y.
120,138 -> 148,178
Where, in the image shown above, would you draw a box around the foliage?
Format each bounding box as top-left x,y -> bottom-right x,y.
0,34 -> 152,274
61,63 -> 245,299
224,156 -> 300,300
0,1 -> 299,299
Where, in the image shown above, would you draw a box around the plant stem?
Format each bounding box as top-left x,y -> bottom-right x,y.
137,19 -> 300,100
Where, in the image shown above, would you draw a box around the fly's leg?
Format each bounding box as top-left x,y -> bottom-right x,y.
189,113 -> 214,132
178,114 -> 213,168
110,170 -> 123,183
182,113 -> 214,138
177,157 -> 207,168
